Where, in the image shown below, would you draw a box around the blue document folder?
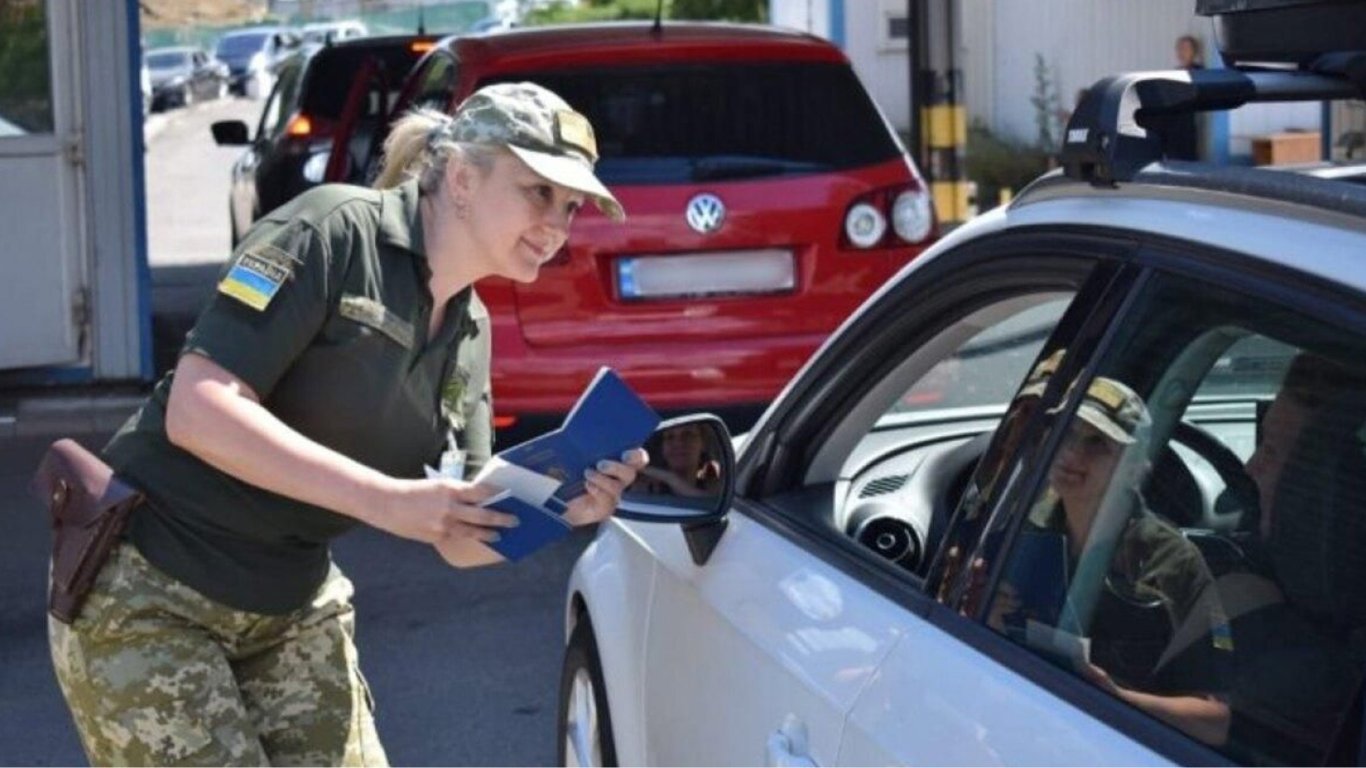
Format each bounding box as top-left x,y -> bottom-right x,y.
497,367 -> 661,508
1003,529 -> 1070,629
484,493 -> 573,562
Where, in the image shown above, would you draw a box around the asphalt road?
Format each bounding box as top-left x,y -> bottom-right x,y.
1,95 -> 594,766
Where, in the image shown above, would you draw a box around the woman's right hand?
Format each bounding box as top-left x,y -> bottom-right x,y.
364,478 -> 518,545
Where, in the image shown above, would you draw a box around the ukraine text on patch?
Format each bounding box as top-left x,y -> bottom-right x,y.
218,252 -> 292,311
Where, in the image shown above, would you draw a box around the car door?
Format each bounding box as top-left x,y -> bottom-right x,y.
632,231 -> 1155,765
844,242 -> 1366,766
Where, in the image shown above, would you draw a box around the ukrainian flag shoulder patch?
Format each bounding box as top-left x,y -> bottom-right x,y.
218,246 -> 294,311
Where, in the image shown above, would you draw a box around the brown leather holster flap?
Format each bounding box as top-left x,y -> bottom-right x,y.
30,439 -> 143,623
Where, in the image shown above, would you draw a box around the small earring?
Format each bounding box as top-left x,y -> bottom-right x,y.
453,198 -> 469,219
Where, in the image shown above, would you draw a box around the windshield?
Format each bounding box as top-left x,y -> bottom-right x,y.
483,62 -> 902,185
217,33 -> 269,56
147,51 -> 189,69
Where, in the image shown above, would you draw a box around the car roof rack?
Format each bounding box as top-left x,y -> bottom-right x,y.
1061,60 -> 1366,186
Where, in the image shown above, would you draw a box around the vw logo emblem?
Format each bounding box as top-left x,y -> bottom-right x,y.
685,193 -> 726,234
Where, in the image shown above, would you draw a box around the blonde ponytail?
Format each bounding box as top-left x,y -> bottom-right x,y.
373,106 -> 499,192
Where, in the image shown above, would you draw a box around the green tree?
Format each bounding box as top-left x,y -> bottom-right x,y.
0,1 -> 53,133
671,0 -> 764,21
524,0 -> 765,25
1029,52 -> 1063,153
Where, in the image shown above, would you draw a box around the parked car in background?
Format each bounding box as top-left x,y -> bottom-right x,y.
144,46 -> 229,111
331,22 -> 937,436
300,19 -> 369,45
140,57 -> 151,117
214,26 -> 298,98
211,34 -> 439,245
557,3 -> 1366,765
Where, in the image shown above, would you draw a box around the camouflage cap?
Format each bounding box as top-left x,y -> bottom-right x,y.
1074,376 -> 1151,445
448,81 -> 624,221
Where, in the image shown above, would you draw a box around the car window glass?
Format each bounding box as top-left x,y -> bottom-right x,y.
301,45 -> 427,122
262,58 -> 305,139
0,0 -> 54,136
257,61 -> 295,140
411,53 -> 457,113
481,63 -> 902,185
836,292 -> 1078,578
983,271 -> 1366,765
888,300 -> 1063,418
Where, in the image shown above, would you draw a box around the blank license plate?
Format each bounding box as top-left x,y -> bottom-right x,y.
616,249 -> 796,301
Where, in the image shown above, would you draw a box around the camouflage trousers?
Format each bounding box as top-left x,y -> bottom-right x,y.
49,541 -> 388,766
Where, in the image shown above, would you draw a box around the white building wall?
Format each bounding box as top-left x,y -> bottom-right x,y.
843,0 -> 910,132
769,0 -> 911,132
769,0 -> 829,39
771,0 -> 1323,159
980,0 -> 1202,144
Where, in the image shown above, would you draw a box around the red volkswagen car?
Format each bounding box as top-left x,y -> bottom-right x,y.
329,23 -> 937,434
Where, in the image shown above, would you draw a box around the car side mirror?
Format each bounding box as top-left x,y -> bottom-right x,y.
616,414 -> 734,523
211,120 -> 250,146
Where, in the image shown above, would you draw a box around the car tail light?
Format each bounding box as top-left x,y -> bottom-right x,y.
286,114 -> 314,137
840,183 -> 937,250
844,203 -> 887,248
281,112 -> 333,150
410,40 -> 435,53
891,189 -> 935,244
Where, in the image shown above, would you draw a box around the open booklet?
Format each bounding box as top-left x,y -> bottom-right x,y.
429,367 -> 660,561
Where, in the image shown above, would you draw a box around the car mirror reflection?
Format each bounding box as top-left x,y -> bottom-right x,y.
616,414 -> 734,524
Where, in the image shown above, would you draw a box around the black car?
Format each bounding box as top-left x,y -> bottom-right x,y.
144,46 -> 229,111
211,34 -> 438,245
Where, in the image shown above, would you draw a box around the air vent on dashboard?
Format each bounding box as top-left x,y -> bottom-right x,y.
859,474 -> 908,498
854,516 -> 922,571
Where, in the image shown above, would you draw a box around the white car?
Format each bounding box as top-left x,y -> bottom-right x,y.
558,3 -> 1366,766
300,20 -> 368,45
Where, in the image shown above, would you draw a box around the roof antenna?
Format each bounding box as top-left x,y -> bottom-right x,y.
417,0 -> 426,35
651,0 -> 663,38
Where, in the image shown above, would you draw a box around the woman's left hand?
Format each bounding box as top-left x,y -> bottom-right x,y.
563,448 -> 648,526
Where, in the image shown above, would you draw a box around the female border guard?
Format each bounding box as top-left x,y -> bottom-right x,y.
48,82 -> 644,766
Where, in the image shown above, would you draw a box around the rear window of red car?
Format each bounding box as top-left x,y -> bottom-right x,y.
481,62 -> 902,185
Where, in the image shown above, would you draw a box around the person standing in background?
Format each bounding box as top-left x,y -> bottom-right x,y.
1155,34 -> 1206,161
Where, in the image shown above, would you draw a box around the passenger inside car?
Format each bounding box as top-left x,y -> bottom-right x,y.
1217,352 -> 1366,763
991,376 -> 1234,746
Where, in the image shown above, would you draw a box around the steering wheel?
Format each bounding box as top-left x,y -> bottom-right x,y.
1168,420 -> 1260,530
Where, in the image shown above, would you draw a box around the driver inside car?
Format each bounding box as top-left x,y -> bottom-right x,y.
990,376 -> 1235,746
1215,352 -> 1366,762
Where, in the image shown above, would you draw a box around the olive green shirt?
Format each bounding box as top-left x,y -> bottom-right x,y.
1026,492 -> 1231,693
105,181 -> 493,614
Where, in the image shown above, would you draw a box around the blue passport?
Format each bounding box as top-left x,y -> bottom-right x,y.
484,493 -> 573,561
497,366 -> 661,509
479,367 -> 660,560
